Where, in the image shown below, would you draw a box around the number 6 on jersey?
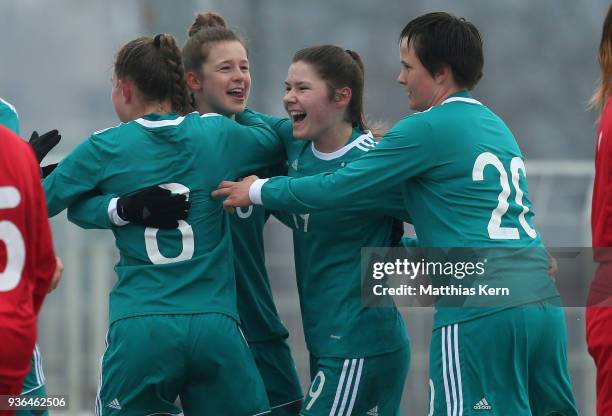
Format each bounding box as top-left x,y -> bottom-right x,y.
145,183 -> 194,264
0,186 -> 25,292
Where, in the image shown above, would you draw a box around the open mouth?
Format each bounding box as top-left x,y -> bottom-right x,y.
289,110 -> 307,123
227,87 -> 245,100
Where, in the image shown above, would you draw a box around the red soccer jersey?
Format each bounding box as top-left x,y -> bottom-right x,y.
592,96 -> 612,260
0,125 -> 56,336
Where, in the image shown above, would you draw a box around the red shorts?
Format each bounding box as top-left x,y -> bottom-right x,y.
587,264 -> 612,416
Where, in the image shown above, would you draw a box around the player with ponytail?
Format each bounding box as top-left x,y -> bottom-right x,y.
43,33 -> 287,415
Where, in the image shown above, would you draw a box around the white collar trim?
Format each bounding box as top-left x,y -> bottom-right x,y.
311,131 -> 376,161
441,96 -> 482,106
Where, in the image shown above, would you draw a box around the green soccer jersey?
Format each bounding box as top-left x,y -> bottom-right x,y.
65,126 -> 290,343
253,91 -> 559,329
0,97 -> 20,135
229,164 -> 291,342
256,111 -> 410,358
43,111 -> 284,325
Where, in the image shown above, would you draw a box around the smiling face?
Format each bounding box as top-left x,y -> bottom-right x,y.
190,40 -> 250,116
397,38 -> 441,112
283,60 -> 344,140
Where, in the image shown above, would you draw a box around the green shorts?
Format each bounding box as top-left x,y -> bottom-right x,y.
249,338 -> 303,415
302,345 -> 410,416
96,313 -> 270,416
18,344 -> 48,416
428,303 -> 577,415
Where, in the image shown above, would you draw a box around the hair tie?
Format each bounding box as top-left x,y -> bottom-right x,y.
345,49 -> 356,60
153,34 -> 162,48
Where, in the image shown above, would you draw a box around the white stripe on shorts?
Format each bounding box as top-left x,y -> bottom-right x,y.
453,323 -> 463,416
95,332 -> 109,416
344,358 -> 364,415
428,379 -> 435,416
441,327 -> 452,416
336,359 -> 358,416
36,344 -> 45,385
446,325 -> 458,416
329,359 -> 350,416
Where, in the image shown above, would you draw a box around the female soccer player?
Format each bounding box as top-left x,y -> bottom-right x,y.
0,125 -> 59,416
42,33 -> 286,415
587,4 -> 612,415
244,45 -> 411,416
66,13 -> 303,415
0,97 -> 61,416
182,14 -> 302,414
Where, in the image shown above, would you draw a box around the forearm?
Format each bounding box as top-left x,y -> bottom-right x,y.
67,193 -> 117,229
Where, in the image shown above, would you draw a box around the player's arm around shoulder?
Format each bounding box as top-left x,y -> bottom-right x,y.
243,108 -> 294,147
67,193 -> 116,229
43,125 -> 120,217
219,109 -> 285,177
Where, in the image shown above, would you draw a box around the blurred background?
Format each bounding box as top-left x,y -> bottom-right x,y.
1,0 -> 607,414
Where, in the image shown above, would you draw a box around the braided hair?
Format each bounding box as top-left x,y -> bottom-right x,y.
114,34 -> 192,115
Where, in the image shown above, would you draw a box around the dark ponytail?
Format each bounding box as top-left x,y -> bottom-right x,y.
115,34 -> 192,115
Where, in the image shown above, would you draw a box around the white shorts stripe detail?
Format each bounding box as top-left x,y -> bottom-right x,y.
144,413 -> 185,416
446,325 -> 458,416
336,359 -> 358,416
453,323 -> 463,416
36,344 -> 47,386
428,379 -> 435,416
329,359 -> 350,416
95,332 -> 109,416
36,344 -> 45,385
270,398 -> 303,410
441,327 -> 452,416
344,358 -> 364,416
21,345 -> 45,394
33,345 -> 42,385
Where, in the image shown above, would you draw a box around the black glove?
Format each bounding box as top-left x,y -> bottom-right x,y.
117,185 -> 190,229
29,129 -> 61,163
41,163 -> 58,178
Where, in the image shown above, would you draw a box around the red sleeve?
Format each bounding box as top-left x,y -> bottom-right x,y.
0,126 -> 56,319
29,153 -> 56,314
592,97 -> 612,261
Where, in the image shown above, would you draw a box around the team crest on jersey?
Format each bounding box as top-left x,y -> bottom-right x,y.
291,159 -> 299,171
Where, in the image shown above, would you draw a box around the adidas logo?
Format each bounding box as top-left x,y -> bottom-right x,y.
473,397 -> 491,410
366,406 -> 379,416
107,398 -> 122,410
